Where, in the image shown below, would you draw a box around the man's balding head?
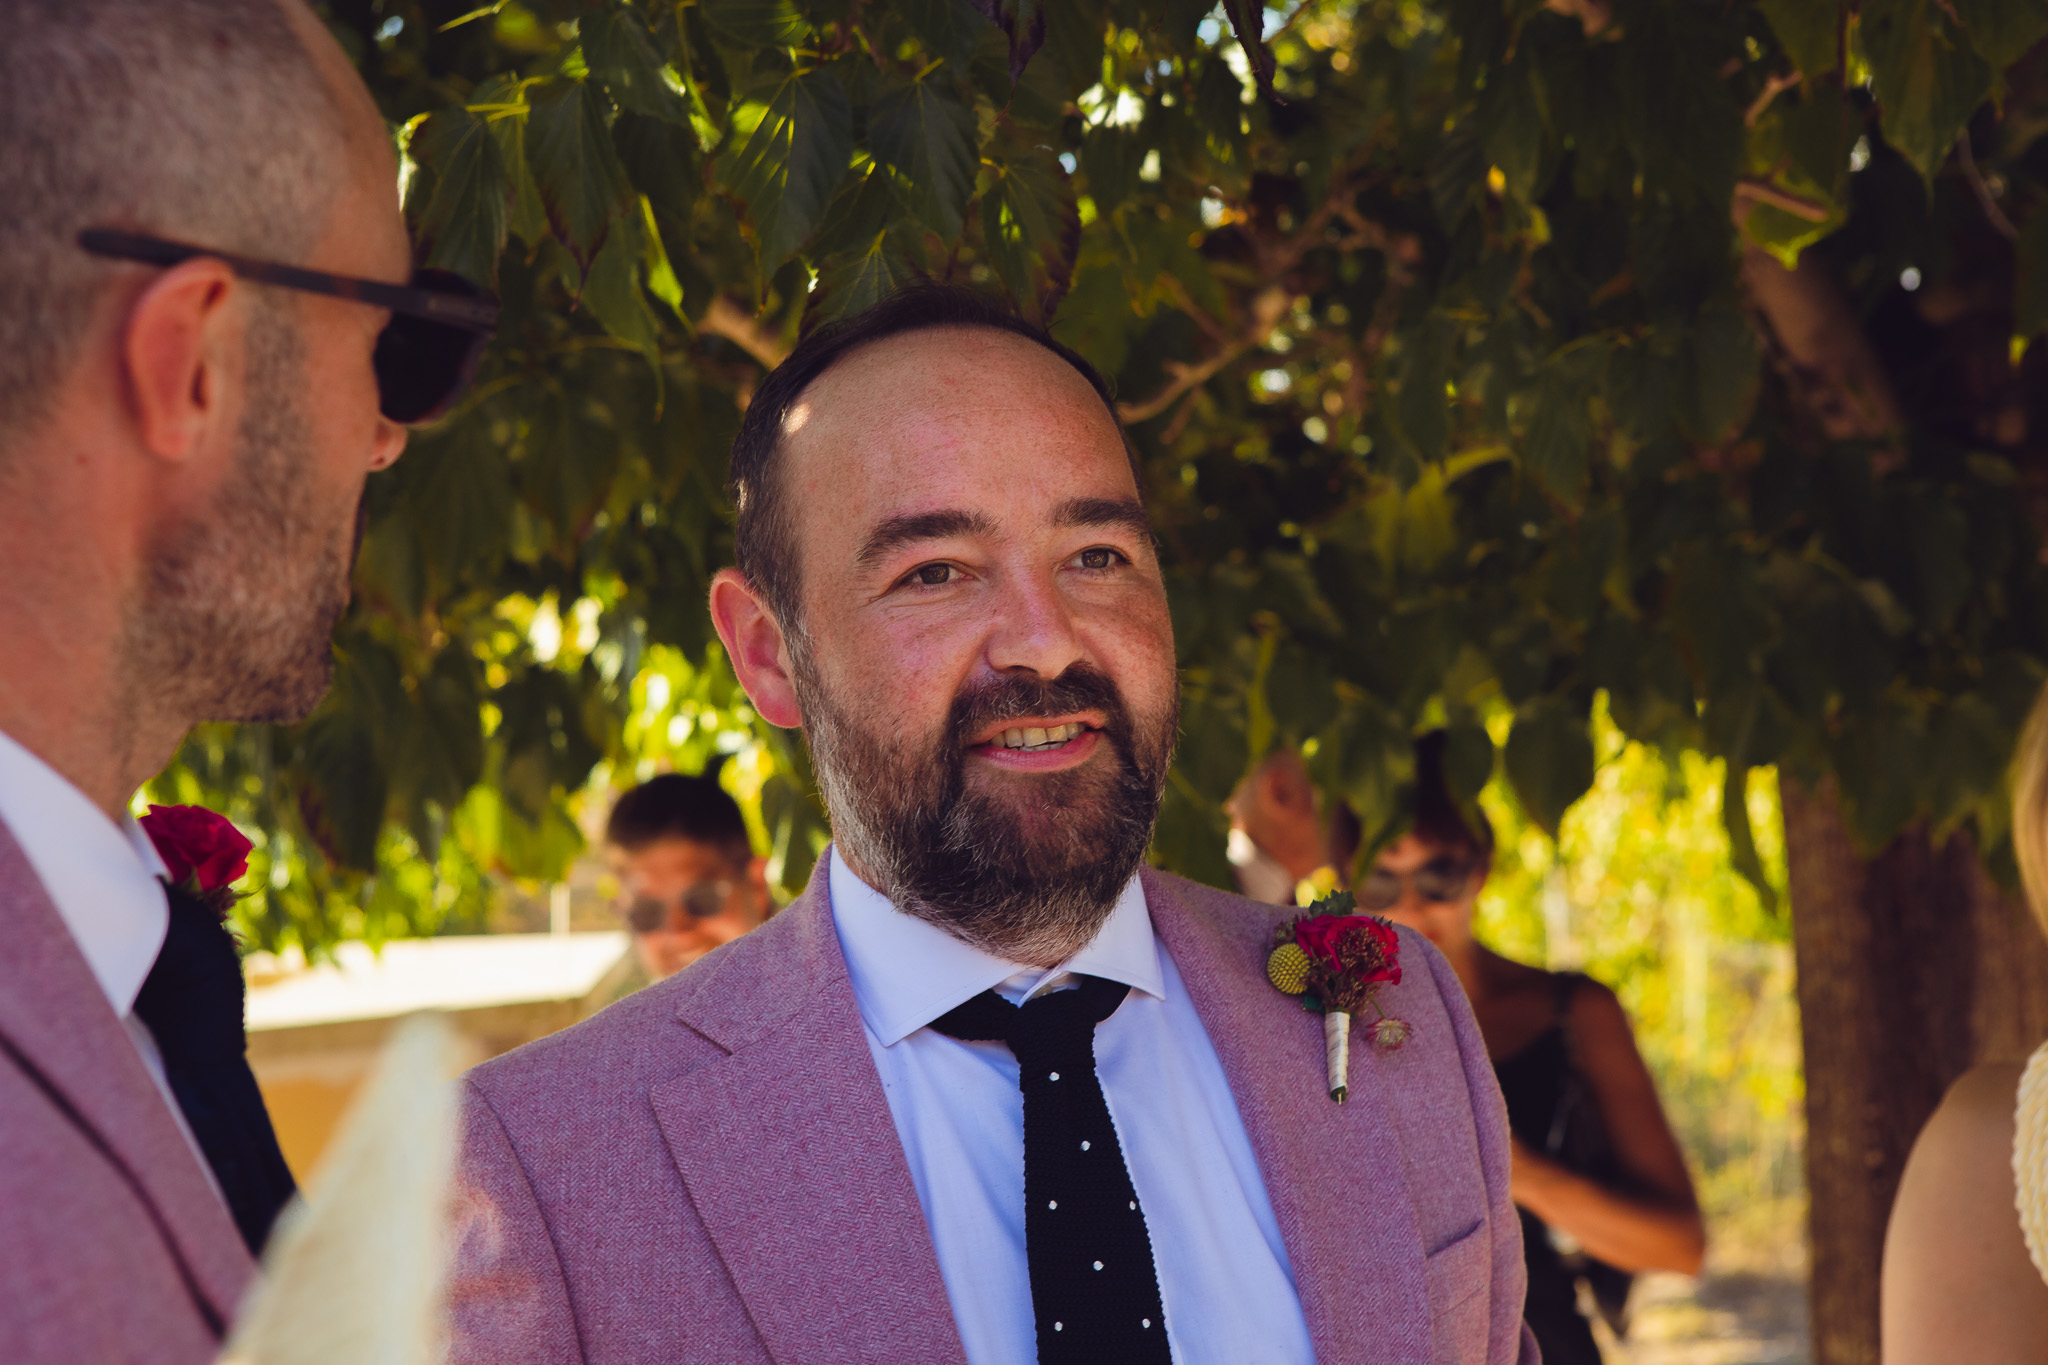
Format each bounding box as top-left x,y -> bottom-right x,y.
0,0 -> 362,462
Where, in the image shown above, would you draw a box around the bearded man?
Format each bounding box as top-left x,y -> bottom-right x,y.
449,286 -> 1535,1365
0,3 -> 495,1360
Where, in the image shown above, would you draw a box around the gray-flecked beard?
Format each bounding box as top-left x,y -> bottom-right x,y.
795,645 -> 1176,967
126,299 -> 349,728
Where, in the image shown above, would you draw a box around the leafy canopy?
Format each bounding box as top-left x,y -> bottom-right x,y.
154,0 -> 2048,949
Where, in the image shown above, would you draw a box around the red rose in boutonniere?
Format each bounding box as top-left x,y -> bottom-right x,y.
1264,892 -> 1412,1104
140,804 -> 252,919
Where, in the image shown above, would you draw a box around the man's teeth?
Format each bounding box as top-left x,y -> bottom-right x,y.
997,723 -> 1085,751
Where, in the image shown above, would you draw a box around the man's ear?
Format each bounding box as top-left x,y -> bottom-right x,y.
709,568 -> 802,728
122,258 -> 241,462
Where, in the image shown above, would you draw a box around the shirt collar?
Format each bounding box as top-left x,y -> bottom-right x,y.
827,845 -> 1163,1048
0,728 -> 168,1017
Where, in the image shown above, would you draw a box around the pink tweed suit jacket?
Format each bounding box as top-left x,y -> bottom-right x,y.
0,822 -> 253,1363
450,861 -> 1537,1365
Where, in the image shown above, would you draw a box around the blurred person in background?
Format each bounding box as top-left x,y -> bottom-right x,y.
1370,731 -> 1706,1364
604,772 -> 772,986
1882,683 -> 2048,1362
1226,747 -> 1361,905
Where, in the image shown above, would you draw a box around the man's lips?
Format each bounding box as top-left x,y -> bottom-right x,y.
965,713 -> 1106,749
965,714 -> 1106,774
970,727 -> 1104,773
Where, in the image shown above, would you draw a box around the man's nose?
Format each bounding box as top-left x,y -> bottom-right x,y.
985,567 -> 1085,678
368,416 -> 408,472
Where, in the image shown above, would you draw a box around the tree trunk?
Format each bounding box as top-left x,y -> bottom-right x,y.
1783,779 -> 2048,1365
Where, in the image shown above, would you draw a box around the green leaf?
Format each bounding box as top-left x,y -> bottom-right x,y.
720,66 -> 855,268
1429,120 -> 1486,228
700,0 -> 811,47
582,219 -> 663,376
409,109 -> 509,287
1757,0 -> 1840,77
1080,125 -> 1147,216
969,0 -> 1047,82
526,76 -> 636,267
901,0 -> 983,66
583,4 -> 692,126
1505,695 -> 1596,837
978,128 -> 1079,319
1672,545 -> 1773,691
1685,301 -> 1761,441
868,77 -> 978,239
1520,375 -> 1591,503
399,422 -> 515,591
1393,315 -> 1456,465
1951,0 -> 2048,70
1862,0 -> 1994,180
1038,0 -> 1108,100
1441,720 -> 1497,809
817,237 -> 918,321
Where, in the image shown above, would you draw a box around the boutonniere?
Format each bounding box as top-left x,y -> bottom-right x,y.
1265,892 -> 1411,1103
140,804 -> 253,920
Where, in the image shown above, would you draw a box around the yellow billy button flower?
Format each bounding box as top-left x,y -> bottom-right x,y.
1267,942 -> 1312,995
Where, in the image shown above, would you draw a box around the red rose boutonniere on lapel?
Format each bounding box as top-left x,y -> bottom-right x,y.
1264,892 -> 1411,1103
140,804 -> 253,920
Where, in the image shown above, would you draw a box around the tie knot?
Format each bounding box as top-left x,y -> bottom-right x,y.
930,975 -> 1130,1069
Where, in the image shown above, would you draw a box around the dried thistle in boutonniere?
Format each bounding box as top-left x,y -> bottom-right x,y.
1265,891 -> 1410,1103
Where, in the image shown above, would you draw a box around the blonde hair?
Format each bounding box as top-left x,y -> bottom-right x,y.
2013,680 -> 2048,935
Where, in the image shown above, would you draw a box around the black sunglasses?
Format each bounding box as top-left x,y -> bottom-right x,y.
1358,854 -> 1476,911
618,880 -> 738,933
78,228 -> 499,425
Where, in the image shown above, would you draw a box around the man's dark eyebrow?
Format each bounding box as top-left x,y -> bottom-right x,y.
1053,496 -> 1151,537
855,509 -> 996,566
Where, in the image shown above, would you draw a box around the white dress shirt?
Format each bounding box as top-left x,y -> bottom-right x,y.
829,848 -> 1317,1365
0,727 -> 214,1173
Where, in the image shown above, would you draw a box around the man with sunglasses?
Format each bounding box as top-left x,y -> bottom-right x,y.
0,3 -> 493,1361
603,773 -> 772,987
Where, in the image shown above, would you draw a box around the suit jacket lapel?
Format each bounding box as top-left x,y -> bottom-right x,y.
0,822 -> 253,1331
650,869 -> 967,1365
1143,867 -> 1433,1365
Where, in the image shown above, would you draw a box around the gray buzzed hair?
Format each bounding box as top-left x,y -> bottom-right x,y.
0,0 -> 346,462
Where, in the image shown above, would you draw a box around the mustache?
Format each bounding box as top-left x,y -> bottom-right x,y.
946,661 -> 1130,749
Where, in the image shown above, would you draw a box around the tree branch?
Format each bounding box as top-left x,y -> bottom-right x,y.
1115,165 -> 1379,424
1740,245 -> 1904,448
700,296 -> 793,370
1117,285 -> 1292,424
1734,177 -> 1833,223
1955,132 -> 2020,242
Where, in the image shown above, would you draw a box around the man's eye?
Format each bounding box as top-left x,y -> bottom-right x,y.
1078,547 -> 1120,570
913,563 -> 953,586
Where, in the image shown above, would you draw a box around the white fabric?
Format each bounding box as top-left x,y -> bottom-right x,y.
828,847 -> 1316,1365
0,727 -> 216,1179
2014,1038 -> 2048,1286
1227,826 -> 1299,906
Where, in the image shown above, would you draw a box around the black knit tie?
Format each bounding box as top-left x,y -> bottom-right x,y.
931,975 -> 1170,1363
131,881 -> 296,1255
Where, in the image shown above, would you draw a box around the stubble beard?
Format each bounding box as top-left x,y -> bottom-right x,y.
128,300 -> 351,729
795,633 -> 1179,966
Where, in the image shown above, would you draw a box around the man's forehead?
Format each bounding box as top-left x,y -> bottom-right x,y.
779,327 -> 1134,508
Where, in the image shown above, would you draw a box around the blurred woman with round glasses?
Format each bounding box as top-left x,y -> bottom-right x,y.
1369,732 -> 1706,1364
